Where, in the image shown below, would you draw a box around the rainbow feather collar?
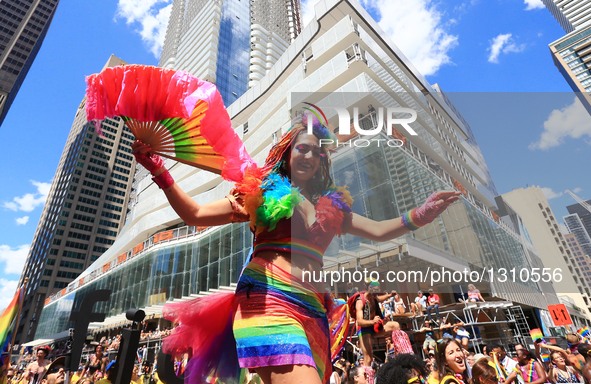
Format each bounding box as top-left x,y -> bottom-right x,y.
237,168 -> 353,234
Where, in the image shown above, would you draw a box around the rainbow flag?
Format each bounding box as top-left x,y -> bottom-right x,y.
491,352 -> 508,381
540,353 -> 550,363
578,326 -> 590,339
529,328 -> 544,342
0,286 -> 24,369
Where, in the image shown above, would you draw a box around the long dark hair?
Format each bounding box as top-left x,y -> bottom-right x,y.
435,339 -> 468,383
517,349 -> 535,365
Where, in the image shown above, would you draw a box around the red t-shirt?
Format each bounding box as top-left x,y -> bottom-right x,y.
428,294 -> 440,305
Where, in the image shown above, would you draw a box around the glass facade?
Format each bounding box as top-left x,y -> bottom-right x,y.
36,223 -> 251,338
37,133 -> 546,338
567,200 -> 591,241
564,214 -> 591,256
0,0 -> 60,126
330,135 -> 540,292
215,0 -> 250,106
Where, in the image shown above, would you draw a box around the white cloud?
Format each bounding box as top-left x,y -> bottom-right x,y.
115,0 -> 173,58
16,216 -> 29,226
301,0 -> 316,28
539,186 -> 563,200
0,244 -> 29,275
0,279 -> 19,311
529,96 -> 591,150
487,33 -> 525,63
3,180 -> 51,213
359,0 -> 458,76
538,186 -> 586,202
524,0 -> 545,10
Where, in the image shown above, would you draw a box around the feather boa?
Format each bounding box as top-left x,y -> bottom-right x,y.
256,173 -> 303,231
235,167 -> 353,234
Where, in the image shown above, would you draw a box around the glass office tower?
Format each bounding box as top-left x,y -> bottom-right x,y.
159,0 -> 300,107
0,0 -> 60,127
16,55 -> 136,343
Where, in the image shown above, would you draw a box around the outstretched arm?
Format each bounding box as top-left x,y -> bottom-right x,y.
347,191 -> 461,241
160,184 -> 236,226
377,292 -> 395,302
537,342 -> 568,358
133,141 -> 237,227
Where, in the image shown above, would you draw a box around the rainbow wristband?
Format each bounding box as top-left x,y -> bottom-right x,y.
401,209 -> 421,230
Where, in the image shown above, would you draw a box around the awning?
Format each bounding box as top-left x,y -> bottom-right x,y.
21,330 -> 71,347
87,284 -> 237,333
21,338 -> 54,347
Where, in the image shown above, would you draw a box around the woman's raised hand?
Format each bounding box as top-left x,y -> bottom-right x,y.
132,140 -> 165,175
132,140 -> 174,189
413,191 -> 461,226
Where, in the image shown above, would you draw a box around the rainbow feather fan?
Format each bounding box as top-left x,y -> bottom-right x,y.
85,65 -> 254,182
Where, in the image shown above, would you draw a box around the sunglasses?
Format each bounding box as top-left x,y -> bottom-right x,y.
294,144 -> 327,158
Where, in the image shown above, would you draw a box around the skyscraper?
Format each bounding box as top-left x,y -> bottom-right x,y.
564,233 -> 591,285
0,0 -> 60,127
548,27 -> 591,114
545,0 -> 591,114
564,213 -> 591,257
542,0 -> 591,33
158,0 -> 301,106
15,55 -> 136,343
500,187 -> 591,316
567,199 -> 591,238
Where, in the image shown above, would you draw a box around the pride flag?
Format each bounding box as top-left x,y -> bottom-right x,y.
578,326 -> 590,339
529,328 -> 544,343
0,286 -> 24,368
540,353 -> 550,363
491,352 -> 508,382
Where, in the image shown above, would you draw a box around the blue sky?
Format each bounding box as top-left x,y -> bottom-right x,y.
0,0 -> 590,309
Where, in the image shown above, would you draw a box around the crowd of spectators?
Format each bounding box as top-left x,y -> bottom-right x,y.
323,334 -> 591,384
5,325 -> 173,384
7,293 -> 591,384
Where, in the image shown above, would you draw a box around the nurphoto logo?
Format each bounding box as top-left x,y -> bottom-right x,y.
303,102 -> 418,148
